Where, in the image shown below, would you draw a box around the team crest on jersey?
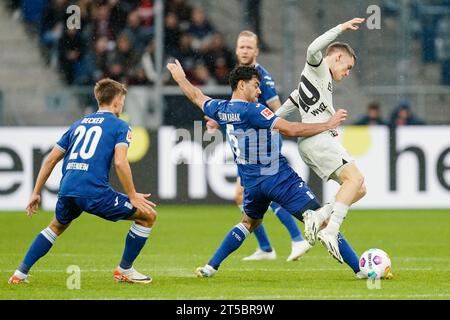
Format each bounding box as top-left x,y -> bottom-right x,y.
261,108 -> 275,120
126,129 -> 132,142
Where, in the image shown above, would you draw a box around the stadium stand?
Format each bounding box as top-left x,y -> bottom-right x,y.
0,0 -> 449,126
29,0 -> 235,87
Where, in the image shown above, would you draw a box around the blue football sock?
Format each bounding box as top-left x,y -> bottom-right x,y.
252,224 -> 273,252
208,223 -> 250,270
270,202 -> 303,242
119,223 -> 151,270
238,204 -> 272,252
338,232 -> 360,273
18,227 -> 57,275
289,199 -> 321,222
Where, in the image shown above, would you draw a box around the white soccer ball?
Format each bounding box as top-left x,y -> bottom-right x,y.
359,248 -> 392,279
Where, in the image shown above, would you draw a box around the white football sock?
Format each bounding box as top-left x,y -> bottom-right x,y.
315,202 -> 334,222
118,266 -> 132,273
324,202 -> 349,235
14,270 -> 28,279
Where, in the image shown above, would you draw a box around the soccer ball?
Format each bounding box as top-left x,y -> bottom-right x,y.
359,248 -> 392,279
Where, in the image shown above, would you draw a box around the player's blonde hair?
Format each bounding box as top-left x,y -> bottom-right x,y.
94,78 -> 127,106
326,42 -> 357,62
237,30 -> 259,47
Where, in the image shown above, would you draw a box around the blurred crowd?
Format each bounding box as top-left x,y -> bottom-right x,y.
354,99 -> 426,127
7,0 -> 236,86
382,0 -> 450,85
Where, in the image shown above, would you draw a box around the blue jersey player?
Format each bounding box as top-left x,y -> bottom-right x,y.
236,31 -> 312,262
9,79 -> 157,285
167,60 -> 352,278
207,30 -> 311,262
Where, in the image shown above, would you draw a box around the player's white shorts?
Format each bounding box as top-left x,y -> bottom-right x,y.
298,131 -> 354,182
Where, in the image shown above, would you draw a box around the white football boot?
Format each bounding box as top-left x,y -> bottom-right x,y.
195,264 -> 217,278
114,267 -> 152,284
317,230 -> 344,264
355,271 -> 368,279
302,209 -> 322,245
242,248 -> 277,261
286,240 -> 312,262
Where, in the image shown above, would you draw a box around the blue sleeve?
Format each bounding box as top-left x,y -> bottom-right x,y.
56,128 -> 72,153
247,103 -> 281,130
259,73 -> 279,105
116,121 -> 132,147
202,99 -> 220,121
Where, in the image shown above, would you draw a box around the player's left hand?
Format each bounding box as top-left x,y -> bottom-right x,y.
26,194 -> 41,217
130,193 -> 157,216
341,18 -> 365,31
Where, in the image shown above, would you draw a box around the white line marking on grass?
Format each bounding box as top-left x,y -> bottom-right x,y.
223,294 -> 450,299
300,256 -> 450,262
398,257 -> 450,261
0,267 -> 445,273
129,293 -> 450,300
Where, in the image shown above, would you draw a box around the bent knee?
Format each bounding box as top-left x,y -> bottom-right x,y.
49,219 -> 69,235
343,172 -> 365,188
136,210 -> 157,227
241,215 -> 260,232
359,183 -> 367,198
355,174 -> 365,188
147,210 -> 157,224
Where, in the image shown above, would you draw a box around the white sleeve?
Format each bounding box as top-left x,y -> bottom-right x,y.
306,25 -> 343,67
275,89 -> 302,122
141,51 -> 157,82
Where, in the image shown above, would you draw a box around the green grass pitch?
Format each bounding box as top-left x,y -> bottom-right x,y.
1,206 -> 449,300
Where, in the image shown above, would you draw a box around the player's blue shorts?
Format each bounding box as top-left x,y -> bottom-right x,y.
55,188 -> 137,225
243,167 -> 320,220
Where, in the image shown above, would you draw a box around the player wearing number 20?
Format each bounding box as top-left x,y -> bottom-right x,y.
9,79 -> 157,285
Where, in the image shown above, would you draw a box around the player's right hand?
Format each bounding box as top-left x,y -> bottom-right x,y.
204,116 -> 220,133
166,59 -> 186,83
130,193 -> 157,215
341,18 -> 365,31
328,109 -> 347,129
26,193 -> 41,217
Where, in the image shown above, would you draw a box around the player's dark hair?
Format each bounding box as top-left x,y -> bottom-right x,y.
326,42 -> 357,62
368,101 -> 380,110
229,65 -> 261,91
94,78 -> 127,106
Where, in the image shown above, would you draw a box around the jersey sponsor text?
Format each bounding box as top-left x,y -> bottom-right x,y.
66,162 -> 89,171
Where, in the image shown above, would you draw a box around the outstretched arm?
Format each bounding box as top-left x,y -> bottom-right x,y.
26,146 -> 65,217
273,109 -> 347,137
306,18 -> 365,66
167,59 -> 211,111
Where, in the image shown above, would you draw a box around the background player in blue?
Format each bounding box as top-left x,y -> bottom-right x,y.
208,30 -> 310,262
8,79 -> 157,285
166,60 -> 354,278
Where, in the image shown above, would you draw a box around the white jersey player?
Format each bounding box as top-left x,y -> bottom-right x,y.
276,18 -> 367,263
